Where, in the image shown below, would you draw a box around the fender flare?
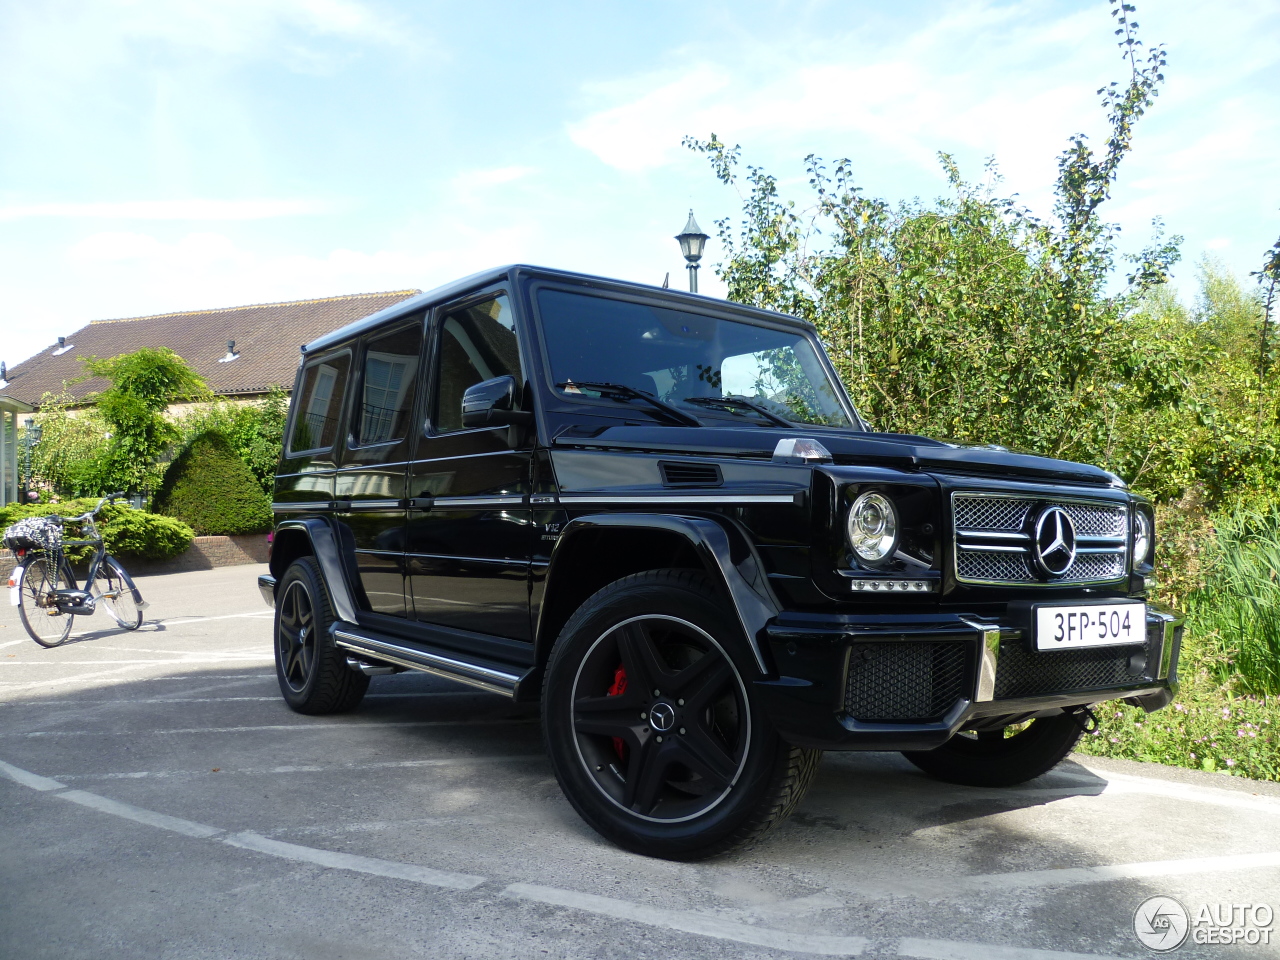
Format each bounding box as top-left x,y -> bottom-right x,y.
536,513 -> 781,675
270,517 -> 360,624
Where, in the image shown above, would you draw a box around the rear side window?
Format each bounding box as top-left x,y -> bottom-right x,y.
354,324 -> 421,445
290,353 -> 351,453
433,295 -> 521,433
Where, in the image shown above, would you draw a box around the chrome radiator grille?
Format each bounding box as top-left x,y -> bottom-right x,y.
953,493 -> 1128,586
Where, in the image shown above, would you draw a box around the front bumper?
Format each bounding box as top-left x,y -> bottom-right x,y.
755,605 -> 1180,751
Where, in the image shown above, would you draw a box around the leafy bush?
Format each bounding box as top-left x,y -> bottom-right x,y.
0,499 -> 194,561
174,387 -> 288,494
28,393 -> 114,497
153,430 -> 273,535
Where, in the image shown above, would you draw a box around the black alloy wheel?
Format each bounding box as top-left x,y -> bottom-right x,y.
570,612 -> 751,823
273,557 -> 368,714
901,711 -> 1084,787
543,569 -> 821,860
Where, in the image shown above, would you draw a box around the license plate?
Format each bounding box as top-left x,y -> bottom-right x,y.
1034,601 -> 1145,651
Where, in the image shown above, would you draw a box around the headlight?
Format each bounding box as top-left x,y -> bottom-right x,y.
1133,509 -> 1152,566
847,491 -> 898,564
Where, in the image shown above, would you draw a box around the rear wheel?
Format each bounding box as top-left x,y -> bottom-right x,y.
18,555 -> 76,648
901,712 -> 1084,787
100,558 -> 143,630
274,556 -> 368,714
543,569 -> 821,860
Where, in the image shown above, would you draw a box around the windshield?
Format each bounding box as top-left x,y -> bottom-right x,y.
536,289 -> 852,428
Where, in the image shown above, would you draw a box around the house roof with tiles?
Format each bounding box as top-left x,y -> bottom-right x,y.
1,290 -> 422,407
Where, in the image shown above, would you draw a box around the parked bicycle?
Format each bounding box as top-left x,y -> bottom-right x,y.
4,493 -> 147,647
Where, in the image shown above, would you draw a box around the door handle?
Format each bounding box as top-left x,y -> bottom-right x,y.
407,497 -> 434,511
332,500 -> 352,511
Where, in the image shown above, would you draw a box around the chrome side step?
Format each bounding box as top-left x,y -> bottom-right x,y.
332,624 -> 522,698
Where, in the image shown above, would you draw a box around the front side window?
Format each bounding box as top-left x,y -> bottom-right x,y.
433,295 -> 522,433
290,353 -> 351,452
355,324 -> 421,445
536,289 -> 851,428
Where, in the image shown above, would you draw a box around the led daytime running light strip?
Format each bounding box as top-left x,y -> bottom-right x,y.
850,579 -> 935,593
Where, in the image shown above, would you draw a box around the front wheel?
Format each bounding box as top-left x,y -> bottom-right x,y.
274,556 -> 368,714
901,712 -> 1084,787
100,558 -> 143,630
18,555 -> 76,647
542,569 -> 821,861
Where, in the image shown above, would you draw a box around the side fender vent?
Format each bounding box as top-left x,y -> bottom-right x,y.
659,460 -> 723,487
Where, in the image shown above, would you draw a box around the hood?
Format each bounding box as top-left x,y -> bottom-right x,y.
550,424 -> 1119,487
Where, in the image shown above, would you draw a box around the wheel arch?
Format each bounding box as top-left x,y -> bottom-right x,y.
532,513 -> 781,687
268,518 -> 360,623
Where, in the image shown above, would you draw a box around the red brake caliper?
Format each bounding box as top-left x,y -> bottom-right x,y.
607,664 -> 628,760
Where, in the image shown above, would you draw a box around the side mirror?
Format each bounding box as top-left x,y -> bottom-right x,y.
461,376 -> 533,428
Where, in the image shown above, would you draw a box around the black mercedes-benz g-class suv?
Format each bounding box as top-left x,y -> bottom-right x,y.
259,264 -> 1180,860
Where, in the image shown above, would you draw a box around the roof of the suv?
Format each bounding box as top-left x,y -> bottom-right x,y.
302,265 -> 818,355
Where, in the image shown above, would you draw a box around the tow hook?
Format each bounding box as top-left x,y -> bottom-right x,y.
1069,706 -> 1099,734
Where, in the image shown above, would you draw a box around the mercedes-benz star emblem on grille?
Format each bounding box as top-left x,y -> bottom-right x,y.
1033,506 -> 1077,577
649,702 -> 675,732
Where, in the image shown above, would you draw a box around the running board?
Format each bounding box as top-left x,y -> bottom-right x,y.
331,624 -> 524,698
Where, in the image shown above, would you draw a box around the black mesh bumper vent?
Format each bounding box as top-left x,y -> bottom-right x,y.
844,641 -> 968,722
994,640 -> 1151,699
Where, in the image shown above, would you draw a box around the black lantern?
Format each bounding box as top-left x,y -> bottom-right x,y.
675,209 -> 710,293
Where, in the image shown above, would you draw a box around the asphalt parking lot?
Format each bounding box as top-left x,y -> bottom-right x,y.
2,565 -> 1278,959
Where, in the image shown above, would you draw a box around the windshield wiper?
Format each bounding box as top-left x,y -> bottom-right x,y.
683,395 -> 794,427
557,381 -> 701,426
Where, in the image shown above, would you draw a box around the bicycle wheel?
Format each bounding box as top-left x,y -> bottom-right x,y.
18,555 -> 75,647
100,557 -> 143,630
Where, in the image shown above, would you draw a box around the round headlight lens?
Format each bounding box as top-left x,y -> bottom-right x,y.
1133,510 -> 1152,566
848,492 -> 898,564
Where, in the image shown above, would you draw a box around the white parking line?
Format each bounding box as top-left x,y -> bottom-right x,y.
56,790 -> 224,838
162,612 -> 275,625
54,756 -> 545,781
0,758 -> 66,791
953,850 -> 1280,893
1056,766 -> 1280,815
0,657 -> 273,666
503,883 -> 870,956
898,938 -> 1133,960
223,831 -> 486,890
15,718 -> 537,737
0,639 -> 29,650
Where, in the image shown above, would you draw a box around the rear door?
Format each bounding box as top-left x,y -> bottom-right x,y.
406,291 -> 535,641
333,316 -> 425,619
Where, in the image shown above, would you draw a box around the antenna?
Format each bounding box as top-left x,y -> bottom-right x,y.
662,272 -> 669,289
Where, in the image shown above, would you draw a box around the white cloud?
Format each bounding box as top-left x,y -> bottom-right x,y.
0,199 -> 335,221
450,166 -> 537,190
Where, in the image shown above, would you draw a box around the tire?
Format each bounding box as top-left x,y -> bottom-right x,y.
100,558 -> 143,630
542,569 -> 821,860
274,556 -> 369,714
901,712 -> 1084,787
18,555 -> 76,648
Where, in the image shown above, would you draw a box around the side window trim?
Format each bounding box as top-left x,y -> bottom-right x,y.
286,348 -> 353,456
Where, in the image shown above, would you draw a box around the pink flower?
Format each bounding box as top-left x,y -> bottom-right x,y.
1226,759 -> 1237,767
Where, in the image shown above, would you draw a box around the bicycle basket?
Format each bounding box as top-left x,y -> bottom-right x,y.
3,516 -> 64,552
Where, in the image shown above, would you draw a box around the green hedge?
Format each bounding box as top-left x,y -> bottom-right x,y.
154,430 -> 273,536
0,499 -> 194,562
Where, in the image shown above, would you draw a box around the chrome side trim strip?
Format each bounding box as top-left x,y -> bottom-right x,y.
558,494 -> 799,505
271,502 -> 325,512
333,628 -> 520,697
429,496 -> 525,508
346,500 -> 402,510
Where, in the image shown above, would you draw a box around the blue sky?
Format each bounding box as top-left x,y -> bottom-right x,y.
1,0 -> 1277,370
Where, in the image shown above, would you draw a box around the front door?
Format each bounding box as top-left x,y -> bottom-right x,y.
334,316 -> 424,619
406,293 -> 534,641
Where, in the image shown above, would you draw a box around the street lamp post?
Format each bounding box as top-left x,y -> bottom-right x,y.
675,209 -> 710,294
21,417 -> 41,502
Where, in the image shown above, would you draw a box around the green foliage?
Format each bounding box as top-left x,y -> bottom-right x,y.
0,498 -> 193,562
154,430 -> 273,535
78,347 -> 209,493
27,392 -> 113,496
174,387 -> 288,494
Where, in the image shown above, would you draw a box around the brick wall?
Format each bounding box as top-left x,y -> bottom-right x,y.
1,534 -> 269,580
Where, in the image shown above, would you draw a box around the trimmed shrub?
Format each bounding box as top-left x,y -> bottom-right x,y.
0,499 -> 194,562
154,430 -> 273,536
